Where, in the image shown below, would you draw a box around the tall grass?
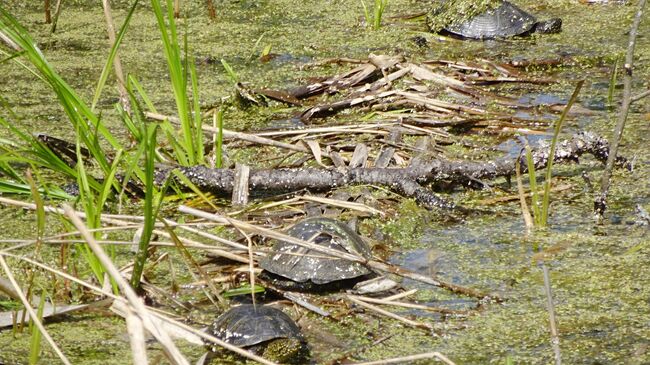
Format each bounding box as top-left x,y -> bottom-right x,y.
28,289 -> 46,365
0,6 -> 123,194
361,0 -> 388,30
523,80 -> 584,228
151,0 -> 205,166
0,0 -> 213,293
130,124 -> 161,290
517,80 -> 584,365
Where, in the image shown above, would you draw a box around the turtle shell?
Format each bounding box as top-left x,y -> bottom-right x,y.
259,217 -> 372,285
209,304 -> 303,348
443,1 -> 538,39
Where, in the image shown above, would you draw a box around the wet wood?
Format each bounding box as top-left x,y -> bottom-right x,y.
161,132 -> 624,211
231,163 -> 250,207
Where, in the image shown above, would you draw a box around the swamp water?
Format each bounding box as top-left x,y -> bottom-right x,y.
0,0 -> 649,364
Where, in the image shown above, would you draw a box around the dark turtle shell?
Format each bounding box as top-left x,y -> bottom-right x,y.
445,1 -> 537,39
433,1 -> 539,39
209,304 -> 303,348
259,217 -> 372,285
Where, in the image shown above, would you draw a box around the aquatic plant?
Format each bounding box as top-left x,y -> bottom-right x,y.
151,0 -> 205,166
522,81 -> 584,229
361,0 -> 388,30
516,80 -> 584,365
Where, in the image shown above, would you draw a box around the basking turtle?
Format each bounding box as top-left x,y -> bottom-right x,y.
207,304 -> 308,364
427,0 -> 562,39
259,217 -> 373,291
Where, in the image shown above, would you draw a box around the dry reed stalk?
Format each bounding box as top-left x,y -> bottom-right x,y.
101,0 -> 130,112
516,160 -> 535,230
346,295 -> 432,331
50,0 -> 62,32
146,112 -> 333,159
348,295 -> 469,315
254,123 -> 397,137
163,223 -> 224,305
227,218 -> 257,306
282,292 -> 331,316
63,204 -> 191,365
44,0 -> 51,23
382,289 -> 417,301
125,305 -> 148,364
300,195 -> 384,216
351,351 -> 456,365
631,88 -> 650,102
0,197 -> 251,263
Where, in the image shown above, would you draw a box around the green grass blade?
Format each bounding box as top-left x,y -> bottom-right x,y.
74,128 -> 105,283
373,0 -> 387,30
220,59 -> 239,85
128,75 -> 158,113
360,0 -> 370,27
189,56 -> 204,164
171,169 -> 220,211
25,170 -> 45,242
540,80 -> 584,227
150,0 -> 196,164
0,117 -> 78,180
28,289 -> 46,365
98,149 -> 123,209
0,7 -> 124,182
159,119 -> 189,166
0,179 -> 73,199
131,123 -> 159,289
223,284 -> 265,298
215,109 -> 224,168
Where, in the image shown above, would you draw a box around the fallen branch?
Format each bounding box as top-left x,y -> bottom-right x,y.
161,132 -> 625,210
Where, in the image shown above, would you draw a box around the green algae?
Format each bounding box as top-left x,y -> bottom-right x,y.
426,0 -> 502,33
0,0 -> 649,364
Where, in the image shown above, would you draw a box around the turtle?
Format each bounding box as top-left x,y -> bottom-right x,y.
259,217 -> 373,291
426,0 -> 562,40
206,304 -> 308,364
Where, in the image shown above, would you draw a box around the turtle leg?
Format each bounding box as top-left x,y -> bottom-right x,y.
535,18 -> 562,34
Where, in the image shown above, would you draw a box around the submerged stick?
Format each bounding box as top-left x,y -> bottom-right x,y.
595,0 -> 647,219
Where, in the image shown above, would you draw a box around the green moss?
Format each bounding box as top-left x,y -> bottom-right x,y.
0,0 -> 649,364
426,0 -> 501,33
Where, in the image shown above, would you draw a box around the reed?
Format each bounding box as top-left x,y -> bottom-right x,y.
0,6 -> 123,193
361,0 -> 388,30
130,124 -> 161,290
28,289 -> 47,365
151,0 -> 205,166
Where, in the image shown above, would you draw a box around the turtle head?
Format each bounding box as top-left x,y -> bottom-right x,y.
534,18 -> 562,34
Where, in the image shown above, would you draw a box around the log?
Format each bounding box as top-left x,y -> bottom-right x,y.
159,132 -> 627,210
